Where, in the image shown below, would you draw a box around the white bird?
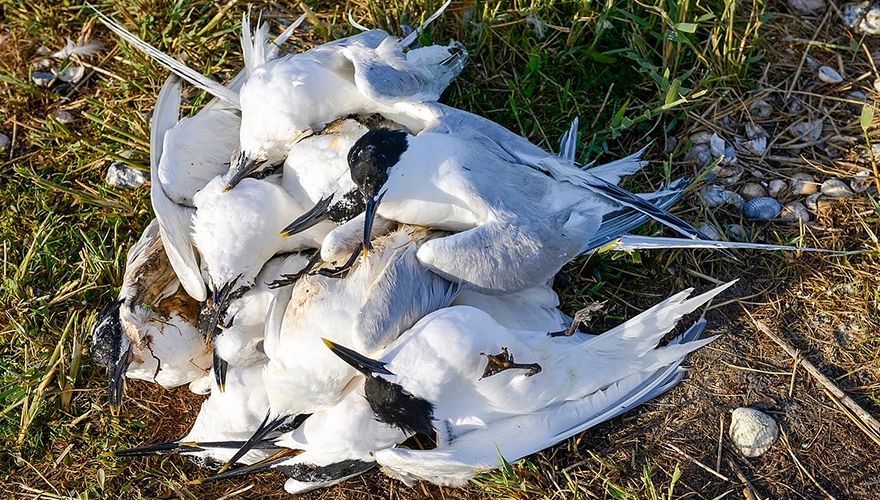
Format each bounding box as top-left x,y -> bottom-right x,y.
91,219 -> 211,408
321,281 -> 735,486
113,361 -> 304,467
211,253 -> 312,385
94,3 -> 469,190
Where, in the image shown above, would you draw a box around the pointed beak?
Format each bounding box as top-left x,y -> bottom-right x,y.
107,345 -> 132,411
212,352 -> 229,393
196,448 -> 299,484
200,279 -> 240,391
223,152 -> 259,191
362,191 -> 386,251
217,412 -> 293,473
321,338 -> 392,376
280,194 -> 335,237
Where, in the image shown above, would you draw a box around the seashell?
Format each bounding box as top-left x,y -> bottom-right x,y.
686,143 -> 712,167
779,201 -> 810,223
105,162 -> 147,190
55,110 -> 74,124
56,65 -> 85,84
789,0 -> 826,13
789,173 -> 818,195
768,179 -> 788,198
741,182 -> 768,199
743,197 -> 782,220
690,131 -> 713,144
713,164 -> 743,185
821,178 -> 854,198
32,70 -> 55,87
851,171 -> 875,193
874,78 -> 880,93
35,45 -> 51,56
0,133 -> 9,150
841,2 -> 880,35
710,133 -> 726,157
697,222 -> 722,240
726,224 -> 749,241
745,123 -> 767,140
746,137 -> 767,155
848,90 -> 867,101
749,99 -> 772,119
700,184 -> 744,208
730,407 -> 779,458
818,66 -> 843,84
804,192 -> 823,212
792,119 -> 823,142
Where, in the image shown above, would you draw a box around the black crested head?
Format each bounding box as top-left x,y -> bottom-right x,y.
91,299 -> 125,368
364,376 -> 435,438
348,128 -> 409,197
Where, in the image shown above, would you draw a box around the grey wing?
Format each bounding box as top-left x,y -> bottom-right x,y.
353,245 -> 458,353
415,212 -> 601,294
150,76 -> 207,301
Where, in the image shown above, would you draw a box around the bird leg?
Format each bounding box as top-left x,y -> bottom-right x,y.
548,301 -> 605,337
314,244 -> 363,279
479,347 -> 542,379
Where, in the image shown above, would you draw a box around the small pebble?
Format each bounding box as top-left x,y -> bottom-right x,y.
779,201 -> 810,223
805,192 -> 823,212
32,70 -> 55,87
821,178 -> 854,198
730,407 -> 779,458
0,133 -> 9,150
741,182 -> 768,199
768,179 -> 788,198
851,171 -> 875,193
789,0 -> 826,13
789,173 -> 818,195
690,131 -> 713,144
55,110 -> 74,124
749,99 -> 772,119
818,66 -> 843,84
743,197 -> 782,220
105,162 -> 147,189
726,224 -> 749,241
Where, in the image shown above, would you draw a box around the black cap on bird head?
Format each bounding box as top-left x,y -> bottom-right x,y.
347,128 -> 409,249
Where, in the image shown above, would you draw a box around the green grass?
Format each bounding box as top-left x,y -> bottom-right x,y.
2,0 -> 878,498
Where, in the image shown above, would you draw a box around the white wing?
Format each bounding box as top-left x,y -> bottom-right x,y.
150,76 -> 207,301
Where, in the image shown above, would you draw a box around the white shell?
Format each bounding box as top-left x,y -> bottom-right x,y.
749,99 -> 772,119
789,173 -> 818,195
779,201 -> 810,223
700,184 -> 744,208
805,192 -> 823,212
741,182 -> 768,199
768,179 -> 788,198
105,163 -> 147,189
851,171 -> 875,193
743,197 -> 782,220
874,78 -> 880,93
789,0 -> 826,13
55,110 -> 74,124
730,407 -> 779,458
818,66 -> 843,84
792,119 -> 824,141
0,133 -> 9,150
821,178 -> 854,198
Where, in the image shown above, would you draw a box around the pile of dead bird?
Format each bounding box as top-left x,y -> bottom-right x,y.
90,3 -> 815,494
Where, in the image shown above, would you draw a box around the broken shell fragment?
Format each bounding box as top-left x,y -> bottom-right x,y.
32,70 -> 55,87
106,162 -> 147,189
792,119 -> 823,142
749,99 -> 773,119
686,143 -> 712,167
730,407 -> 779,458
56,65 -> 85,84
741,182 -> 768,199
697,223 -> 722,240
713,164 -> 744,185
842,2 -> 880,35
768,179 -> 789,198
817,66 -> 843,84
789,173 -> 818,195
821,178 -> 854,198
788,0 -> 826,13
851,171 -> 875,193
690,131 -> 713,144
726,224 -> 749,241
804,192 -> 823,212
779,201 -> 810,223
743,197 -> 782,220
55,110 -> 74,124
700,184 -> 744,208
0,133 -> 9,150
